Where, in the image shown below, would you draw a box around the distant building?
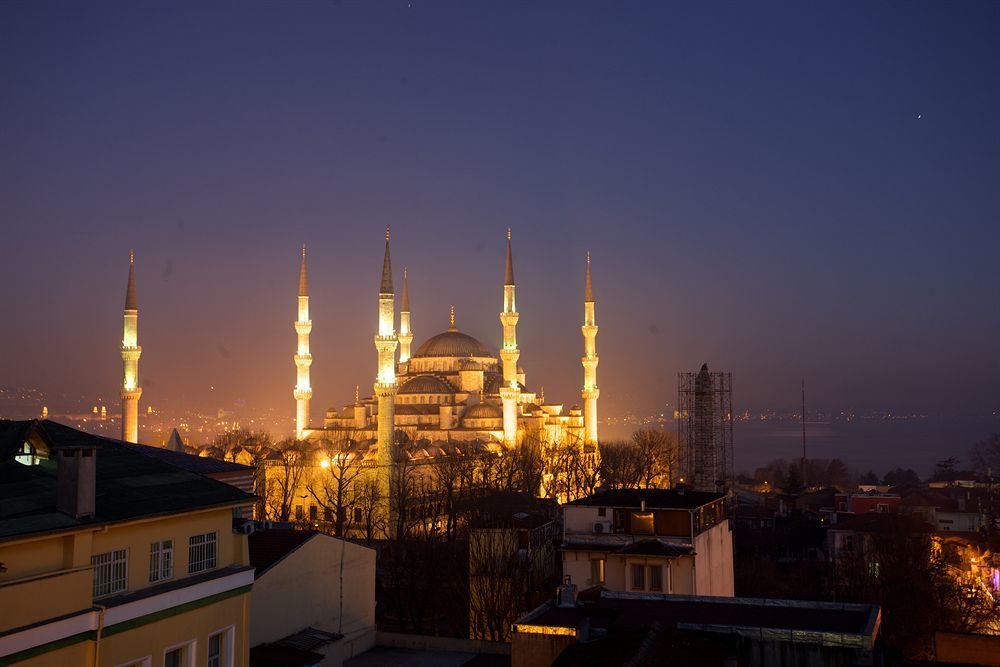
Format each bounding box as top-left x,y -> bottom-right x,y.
0,419 -> 256,666
248,528 -> 376,666
511,585 -> 882,667
560,488 -> 733,597
833,492 -> 900,516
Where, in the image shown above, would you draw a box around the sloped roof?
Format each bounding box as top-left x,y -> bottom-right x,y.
0,420 -> 255,541
126,441 -> 252,475
249,528 -> 317,577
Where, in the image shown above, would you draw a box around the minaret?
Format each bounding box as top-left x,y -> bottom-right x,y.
499,228 -> 521,446
398,268 -> 413,363
293,245 -> 313,439
120,251 -> 142,443
581,252 -> 600,446
374,228 -> 399,513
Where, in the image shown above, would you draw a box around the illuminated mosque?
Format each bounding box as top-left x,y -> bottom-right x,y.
293,229 -> 600,459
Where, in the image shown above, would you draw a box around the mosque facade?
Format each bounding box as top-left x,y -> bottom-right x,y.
294,229 -> 600,456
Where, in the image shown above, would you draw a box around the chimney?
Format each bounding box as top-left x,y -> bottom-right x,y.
557,575 -> 578,608
57,446 -> 98,519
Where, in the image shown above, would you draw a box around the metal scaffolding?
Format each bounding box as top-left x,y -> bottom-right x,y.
677,364 -> 733,494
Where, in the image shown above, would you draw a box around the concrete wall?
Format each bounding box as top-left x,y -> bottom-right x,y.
249,534 -> 376,651
511,631 -> 576,667
563,506 -> 601,534
693,520 -> 734,596
935,631 -> 1000,666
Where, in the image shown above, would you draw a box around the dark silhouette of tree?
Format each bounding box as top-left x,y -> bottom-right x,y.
782,464 -> 803,495
859,470 -> 879,485
882,467 -> 920,488
969,433 -> 1000,474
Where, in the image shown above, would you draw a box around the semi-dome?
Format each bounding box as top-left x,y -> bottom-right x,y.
413,330 -> 493,358
398,374 -> 455,395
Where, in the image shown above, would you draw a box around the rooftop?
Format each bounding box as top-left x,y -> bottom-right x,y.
517,589 -> 880,650
566,488 -> 724,511
0,419 -> 255,541
248,528 -> 318,577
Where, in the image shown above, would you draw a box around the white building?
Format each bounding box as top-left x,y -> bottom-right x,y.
561,489 -> 734,597
248,528 -> 376,666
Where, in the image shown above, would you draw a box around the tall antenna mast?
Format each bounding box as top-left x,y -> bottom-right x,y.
801,378 -> 808,488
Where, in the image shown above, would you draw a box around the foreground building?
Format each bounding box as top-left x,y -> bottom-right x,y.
511,586 -> 882,667
0,420 -> 255,666
248,528 -> 376,666
561,488 -> 734,597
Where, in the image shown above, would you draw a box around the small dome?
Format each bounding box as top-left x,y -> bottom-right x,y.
413,330 -> 493,358
463,402 -> 502,420
398,374 -> 455,395
459,359 -> 483,371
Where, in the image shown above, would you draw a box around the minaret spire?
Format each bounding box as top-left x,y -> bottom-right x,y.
293,245 -> 313,438
374,229 -> 399,534
120,251 -> 142,443
449,305 -> 457,331
499,228 -> 521,446
581,252 -> 600,446
380,226 -> 393,294
398,267 -> 413,363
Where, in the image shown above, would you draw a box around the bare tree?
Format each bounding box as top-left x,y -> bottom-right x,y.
307,450 -> 363,536
468,527 -> 527,642
265,438 -> 307,522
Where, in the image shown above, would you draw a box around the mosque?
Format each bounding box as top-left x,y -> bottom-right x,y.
293,229 -> 600,458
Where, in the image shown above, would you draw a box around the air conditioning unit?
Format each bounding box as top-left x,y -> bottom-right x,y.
593,520 -> 612,534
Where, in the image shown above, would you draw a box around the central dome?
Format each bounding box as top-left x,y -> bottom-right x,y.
413,330 -> 494,358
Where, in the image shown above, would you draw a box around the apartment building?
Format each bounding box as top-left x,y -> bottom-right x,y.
0,420 -> 256,666
561,488 -> 733,597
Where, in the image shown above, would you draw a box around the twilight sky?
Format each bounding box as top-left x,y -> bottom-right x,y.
1,1 -> 998,426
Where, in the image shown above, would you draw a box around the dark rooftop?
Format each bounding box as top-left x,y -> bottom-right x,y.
0,419 -> 256,541
566,488 -> 723,510
126,441 -> 253,475
518,589 -> 879,645
248,528 -> 317,577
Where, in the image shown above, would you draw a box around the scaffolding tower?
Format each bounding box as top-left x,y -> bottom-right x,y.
677,364 -> 733,494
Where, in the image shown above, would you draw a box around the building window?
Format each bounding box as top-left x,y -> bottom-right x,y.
309,505 -> 318,521
206,626 -> 234,667
838,502 -> 847,511
92,549 -> 128,597
295,505 -> 304,520
844,535 -> 854,552
15,442 -> 44,466
324,507 -> 333,522
354,507 -> 363,523
631,564 -> 645,590
597,507 -> 606,517
650,565 -> 663,591
163,642 -> 194,667
188,532 -> 217,573
590,558 -> 605,584
149,539 -> 173,582
877,503 -> 888,513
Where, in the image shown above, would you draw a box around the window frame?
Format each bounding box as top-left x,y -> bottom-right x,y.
630,563 -> 645,591
163,640 -> 195,667
206,625 -> 235,667
188,531 -> 218,574
92,548 -> 129,598
149,539 -> 174,583
649,564 -> 663,591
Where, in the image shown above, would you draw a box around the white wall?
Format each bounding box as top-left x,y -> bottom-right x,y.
250,534 -> 376,647
693,520 -> 734,596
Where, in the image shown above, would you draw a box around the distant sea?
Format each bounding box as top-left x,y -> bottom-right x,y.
602,415 -> 1000,477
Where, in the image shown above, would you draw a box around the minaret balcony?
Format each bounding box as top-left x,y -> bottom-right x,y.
293,388 -> 313,400
120,347 -> 142,362
121,388 -> 143,401
294,321 -> 313,334
373,381 -> 397,397
582,389 -> 600,400
294,354 -> 313,366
